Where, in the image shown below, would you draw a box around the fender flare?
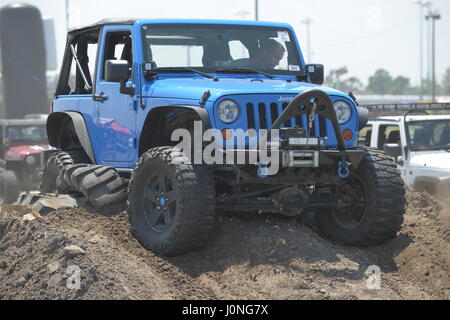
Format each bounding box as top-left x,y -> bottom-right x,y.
47,111 -> 96,163
138,105 -> 211,156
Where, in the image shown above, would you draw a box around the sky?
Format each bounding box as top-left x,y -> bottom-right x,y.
0,0 -> 449,86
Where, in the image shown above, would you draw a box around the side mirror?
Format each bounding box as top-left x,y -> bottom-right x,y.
397,156 -> 405,166
305,64 -> 324,85
105,59 -> 130,82
104,59 -> 134,96
383,143 -> 402,159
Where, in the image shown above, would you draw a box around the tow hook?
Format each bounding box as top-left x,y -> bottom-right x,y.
338,160 -> 351,179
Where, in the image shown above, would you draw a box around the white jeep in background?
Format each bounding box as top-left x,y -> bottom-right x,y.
359,114 -> 450,197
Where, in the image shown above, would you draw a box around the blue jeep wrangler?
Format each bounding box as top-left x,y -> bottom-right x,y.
41,19 -> 405,256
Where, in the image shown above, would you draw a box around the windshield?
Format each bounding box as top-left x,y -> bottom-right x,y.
141,24 -> 302,75
5,126 -> 48,143
407,120 -> 450,151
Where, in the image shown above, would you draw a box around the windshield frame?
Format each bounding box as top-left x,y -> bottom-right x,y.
406,119 -> 450,152
140,23 -> 304,77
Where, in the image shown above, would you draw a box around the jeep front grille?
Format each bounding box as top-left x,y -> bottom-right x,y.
245,102 -> 327,137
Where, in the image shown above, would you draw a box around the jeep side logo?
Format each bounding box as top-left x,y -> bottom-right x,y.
277,96 -> 295,103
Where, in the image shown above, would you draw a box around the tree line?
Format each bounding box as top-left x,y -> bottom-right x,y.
325,67 -> 450,96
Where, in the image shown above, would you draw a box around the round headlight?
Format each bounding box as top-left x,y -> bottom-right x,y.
26,155 -> 36,165
333,100 -> 352,124
217,100 -> 239,124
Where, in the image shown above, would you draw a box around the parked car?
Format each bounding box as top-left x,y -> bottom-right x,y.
361,114 -> 450,198
0,115 -> 51,203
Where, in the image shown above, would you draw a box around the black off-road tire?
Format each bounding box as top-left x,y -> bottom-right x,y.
0,170 -> 20,204
163,110 -> 203,164
127,147 -> 216,257
40,150 -> 90,193
315,148 -> 405,246
163,110 -> 198,146
59,164 -> 128,216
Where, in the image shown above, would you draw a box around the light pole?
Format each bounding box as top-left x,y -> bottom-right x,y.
300,18 -> 313,63
412,0 -> 432,99
255,0 -> 259,21
426,10 -> 440,102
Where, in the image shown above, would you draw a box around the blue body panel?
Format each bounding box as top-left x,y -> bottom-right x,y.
94,25 -> 136,163
53,19 -> 359,168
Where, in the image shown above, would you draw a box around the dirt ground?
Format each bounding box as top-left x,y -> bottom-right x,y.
0,191 -> 448,300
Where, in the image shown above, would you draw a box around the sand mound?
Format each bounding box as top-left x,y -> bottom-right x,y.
0,191 -> 448,300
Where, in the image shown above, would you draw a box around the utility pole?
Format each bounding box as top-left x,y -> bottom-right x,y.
255,0 -> 259,21
235,10 -> 250,20
419,3 -> 424,99
426,10 -> 440,102
300,18 -> 313,63
412,0 -> 432,100
65,0 -> 70,31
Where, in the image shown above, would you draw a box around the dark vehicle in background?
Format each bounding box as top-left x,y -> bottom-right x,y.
0,115 -> 50,203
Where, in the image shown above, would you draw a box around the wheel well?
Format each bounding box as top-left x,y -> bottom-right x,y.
138,106 -> 210,157
47,113 -> 78,149
47,112 -> 96,163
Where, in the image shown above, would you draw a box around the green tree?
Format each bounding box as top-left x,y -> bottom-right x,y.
324,74 -> 338,89
343,76 -> 364,93
367,69 -> 393,94
390,76 -> 410,95
324,72 -> 364,94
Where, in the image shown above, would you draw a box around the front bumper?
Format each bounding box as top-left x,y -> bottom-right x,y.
214,147 -> 365,169
214,89 -> 365,171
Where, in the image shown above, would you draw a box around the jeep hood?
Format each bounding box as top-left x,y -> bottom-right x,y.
145,77 -> 348,102
5,143 -> 49,161
410,151 -> 450,171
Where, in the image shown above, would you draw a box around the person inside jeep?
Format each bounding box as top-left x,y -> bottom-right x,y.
232,39 -> 286,70
409,120 -> 450,151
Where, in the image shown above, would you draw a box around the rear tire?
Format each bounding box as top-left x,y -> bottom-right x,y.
315,148 -> 405,246
127,147 -> 216,257
58,164 -> 128,216
0,170 -> 20,204
40,150 -> 89,193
